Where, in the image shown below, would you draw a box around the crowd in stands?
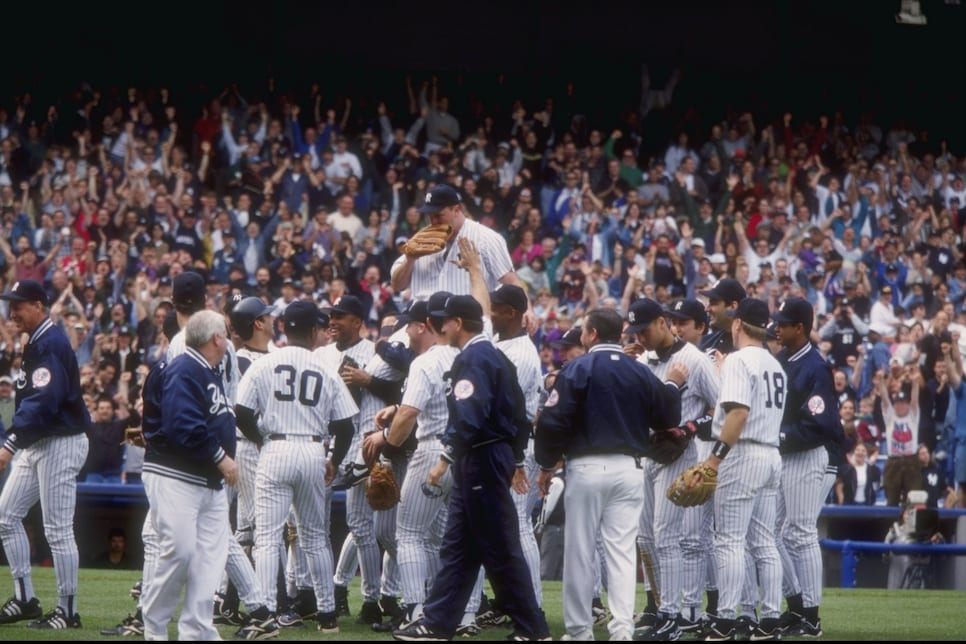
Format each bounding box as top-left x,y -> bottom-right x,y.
0,74 -> 963,502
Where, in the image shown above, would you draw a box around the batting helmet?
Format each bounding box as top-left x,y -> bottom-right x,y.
229,297 -> 276,341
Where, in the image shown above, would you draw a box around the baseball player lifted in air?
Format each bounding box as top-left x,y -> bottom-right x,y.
236,300 -> 359,637
536,308 -> 686,642
0,280 -> 91,630
363,297 -> 459,630
626,298 -> 719,642
691,298 -> 786,641
771,297 -> 841,639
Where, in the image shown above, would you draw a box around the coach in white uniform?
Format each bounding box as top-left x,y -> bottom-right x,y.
237,301 -> 358,635
628,298 -> 719,641
692,298 -> 785,640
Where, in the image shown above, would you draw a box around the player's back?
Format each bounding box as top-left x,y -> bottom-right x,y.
237,345 -> 354,439
714,345 -> 786,447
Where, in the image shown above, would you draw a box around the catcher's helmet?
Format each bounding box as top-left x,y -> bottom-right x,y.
230,297 -> 275,341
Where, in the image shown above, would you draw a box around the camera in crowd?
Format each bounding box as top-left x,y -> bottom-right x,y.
904,490 -> 940,543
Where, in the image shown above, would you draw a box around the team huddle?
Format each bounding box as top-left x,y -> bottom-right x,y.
0,184 -> 842,642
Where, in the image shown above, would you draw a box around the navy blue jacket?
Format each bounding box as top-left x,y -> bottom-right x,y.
143,348 -> 237,489
535,343 -> 682,468
3,318 -> 90,453
441,335 -> 530,465
778,342 -> 842,454
699,329 -> 734,356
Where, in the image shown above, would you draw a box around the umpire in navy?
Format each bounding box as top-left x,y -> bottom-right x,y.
534,307 -> 687,641
392,295 -> 550,642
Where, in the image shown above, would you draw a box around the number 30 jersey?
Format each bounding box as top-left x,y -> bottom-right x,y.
711,345 -> 786,447
237,345 -> 359,440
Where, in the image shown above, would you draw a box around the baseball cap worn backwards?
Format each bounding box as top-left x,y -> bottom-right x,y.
0,280 -> 47,305
172,271 -> 206,308
726,298 -> 770,329
397,300 -> 429,325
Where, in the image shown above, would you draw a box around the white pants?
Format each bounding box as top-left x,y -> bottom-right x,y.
142,473 -> 229,641
564,455 -> 643,641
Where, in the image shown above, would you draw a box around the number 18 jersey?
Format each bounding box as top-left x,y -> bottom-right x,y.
712,345 -> 786,447
237,345 -> 359,439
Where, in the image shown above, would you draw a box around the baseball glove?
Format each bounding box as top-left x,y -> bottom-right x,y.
649,427 -> 690,465
666,463 -> 718,507
366,463 -> 401,511
401,223 -> 452,258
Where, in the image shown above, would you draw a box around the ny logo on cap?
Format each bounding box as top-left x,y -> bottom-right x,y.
628,311 -> 636,323
779,301 -> 787,311
675,301 -> 683,310
425,193 -> 432,204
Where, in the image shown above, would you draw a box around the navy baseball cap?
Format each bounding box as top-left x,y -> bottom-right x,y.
419,184 -> 462,215
329,295 -> 365,319
625,298 -> 665,335
397,300 -> 429,325
665,299 -> 707,324
172,271 -> 206,308
700,278 -> 746,304
726,298 -> 770,329
427,291 -> 453,317
0,280 -> 47,306
223,292 -> 245,316
489,284 -> 528,313
430,294 -> 483,322
284,300 -> 322,332
550,327 -> 582,349
766,321 -> 779,340
771,297 -> 814,332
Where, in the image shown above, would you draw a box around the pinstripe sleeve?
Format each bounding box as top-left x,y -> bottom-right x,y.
693,352 -> 721,412
479,227 -> 514,282
401,354 -> 432,412
236,359 -> 263,412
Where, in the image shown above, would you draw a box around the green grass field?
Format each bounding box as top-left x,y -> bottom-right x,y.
0,567 -> 963,640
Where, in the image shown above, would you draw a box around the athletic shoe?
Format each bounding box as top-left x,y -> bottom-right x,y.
393,620 -> 450,641
99,613 -> 145,636
635,611 -> 657,629
276,608 -> 304,629
317,611 -> 339,634
27,607 -> 82,629
381,595 -> 404,621
455,620 -> 481,637
331,464 -> 370,491
506,632 -> 553,641
215,606 -> 248,626
736,615 -> 758,639
356,600 -> 384,626
776,610 -> 804,636
334,584 -> 351,617
0,596 -> 42,624
799,618 -> 823,638
703,617 -> 738,641
749,617 -> 782,641
634,612 -> 682,641
129,579 -> 142,601
235,615 -> 280,640
476,606 -> 510,627
677,612 -> 702,633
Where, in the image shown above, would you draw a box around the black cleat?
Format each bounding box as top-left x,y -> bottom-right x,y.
334,584 -> 351,617
0,596 -> 42,624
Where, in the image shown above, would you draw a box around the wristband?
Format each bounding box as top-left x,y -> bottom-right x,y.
712,440 -> 731,459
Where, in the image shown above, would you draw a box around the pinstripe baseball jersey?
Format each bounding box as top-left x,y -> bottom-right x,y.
639,339 -> 720,423
390,219 -> 514,300
236,346 -> 359,439
356,328 -> 409,433
167,329 -> 241,405
236,343 -> 277,375
314,339 -> 375,431
711,346 -> 786,446
496,333 -> 544,424
401,344 -> 460,440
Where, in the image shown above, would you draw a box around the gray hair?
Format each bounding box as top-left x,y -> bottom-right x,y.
184,310 -> 227,350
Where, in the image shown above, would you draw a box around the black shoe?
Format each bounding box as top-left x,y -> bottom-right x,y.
27,607 -> 82,630
331,464 -> 370,491
592,602 -> 611,626
749,617 -> 781,641
100,613 -> 145,636
736,615 -> 757,640
276,608 -> 304,629
634,612 -> 682,641
381,595 -> 404,620
506,632 -> 553,641
455,620 -> 481,637
393,619 -> 450,641
776,610 -> 804,636
477,606 -> 510,627
703,617 -> 738,641
318,611 -> 339,634
295,588 -> 318,620
214,606 -> 248,627
234,615 -> 280,640
635,611 -> 657,629
677,612 -> 702,633
799,618 -> 823,638
0,596 -> 42,624
334,584 -> 351,617
356,600 -> 383,626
